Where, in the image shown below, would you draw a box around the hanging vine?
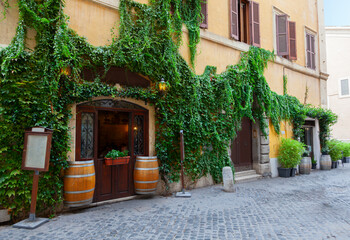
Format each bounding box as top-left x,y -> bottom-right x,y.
0,0 -> 336,220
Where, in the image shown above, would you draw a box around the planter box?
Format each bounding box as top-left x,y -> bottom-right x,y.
0,209 -> 11,223
278,167 -> 291,178
312,163 -> 317,169
104,156 -> 130,166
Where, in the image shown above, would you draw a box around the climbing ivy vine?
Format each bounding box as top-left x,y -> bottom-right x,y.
0,0 -> 336,220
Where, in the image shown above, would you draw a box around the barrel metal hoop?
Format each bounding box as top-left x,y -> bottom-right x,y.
68,160 -> 94,164
135,156 -> 157,160
135,188 -> 157,191
136,160 -> 157,162
64,188 -> 95,194
68,164 -> 94,168
134,180 -> 158,184
64,198 -> 93,204
134,167 -> 159,171
64,173 -> 95,178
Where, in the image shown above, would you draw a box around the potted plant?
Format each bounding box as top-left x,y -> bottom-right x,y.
311,157 -> 317,169
277,138 -> 304,178
341,142 -> 350,163
104,150 -> 130,166
328,140 -> 342,169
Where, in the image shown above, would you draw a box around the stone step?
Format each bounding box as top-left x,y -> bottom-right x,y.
235,170 -> 256,178
235,173 -> 262,184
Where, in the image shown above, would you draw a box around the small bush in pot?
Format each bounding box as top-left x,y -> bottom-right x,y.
278,138 -> 305,177
328,140 -> 342,168
340,142 -> 350,163
311,157 -> 317,169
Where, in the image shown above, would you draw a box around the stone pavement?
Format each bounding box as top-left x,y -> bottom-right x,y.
1,165 -> 350,240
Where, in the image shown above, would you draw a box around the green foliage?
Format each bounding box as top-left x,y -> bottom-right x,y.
105,150 -> 129,159
0,0 -> 338,220
305,106 -> 338,151
340,142 -> 350,157
328,139 -> 343,161
311,157 -> 316,164
278,138 -> 305,168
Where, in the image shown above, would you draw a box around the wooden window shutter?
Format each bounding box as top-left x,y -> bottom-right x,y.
306,33 -> 316,69
200,1 -> 208,29
250,1 -> 260,47
288,21 -> 297,60
230,0 -> 239,40
310,34 -> 316,69
276,14 -> 289,56
306,33 -> 311,68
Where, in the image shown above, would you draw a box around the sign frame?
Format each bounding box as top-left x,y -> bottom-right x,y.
21,127 -> 53,172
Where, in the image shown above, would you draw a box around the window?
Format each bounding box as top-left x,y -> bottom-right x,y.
275,14 -> 297,60
306,32 -> 316,70
340,79 -> 350,96
200,1 -> 208,29
230,0 -> 260,47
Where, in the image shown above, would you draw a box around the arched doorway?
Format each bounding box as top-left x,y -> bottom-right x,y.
76,99 -> 149,202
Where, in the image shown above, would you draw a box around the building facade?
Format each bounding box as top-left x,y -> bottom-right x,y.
326,27 -> 350,142
0,0 -> 328,204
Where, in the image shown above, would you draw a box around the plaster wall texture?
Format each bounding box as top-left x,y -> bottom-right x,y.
269,120 -> 294,159
326,27 -> 350,141
203,0 -> 319,69
0,0 -> 18,46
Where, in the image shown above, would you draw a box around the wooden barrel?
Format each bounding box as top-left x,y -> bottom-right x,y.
134,156 -> 159,195
299,157 -> 311,174
64,160 -> 96,207
320,155 -> 331,170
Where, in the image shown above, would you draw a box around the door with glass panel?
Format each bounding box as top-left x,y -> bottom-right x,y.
76,100 -> 148,202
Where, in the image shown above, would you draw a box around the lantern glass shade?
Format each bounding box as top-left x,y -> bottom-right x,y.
159,78 -> 167,92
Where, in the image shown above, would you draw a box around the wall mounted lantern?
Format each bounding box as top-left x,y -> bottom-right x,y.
60,66 -> 71,76
158,78 -> 167,95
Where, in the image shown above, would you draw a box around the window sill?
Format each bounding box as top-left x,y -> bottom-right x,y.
183,28 -> 328,81
339,95 -> 350,99
91,0 -> 119,10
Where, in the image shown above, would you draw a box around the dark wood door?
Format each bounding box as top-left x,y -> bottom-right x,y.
303,127 -> 314,159
76,106 -> 148,202
231,117 -> 252,172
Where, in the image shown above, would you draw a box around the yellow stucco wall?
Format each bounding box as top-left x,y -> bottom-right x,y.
2,0 -> 322,161
0,0 -> 18,46
203,0 -> 319,69
269,120 -> 294,158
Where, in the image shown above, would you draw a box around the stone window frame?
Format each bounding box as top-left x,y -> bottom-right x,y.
339,78 -> 350,98
92,0 -> 120,10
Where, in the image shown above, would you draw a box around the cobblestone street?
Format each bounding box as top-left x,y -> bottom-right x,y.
1,165 -> 350,240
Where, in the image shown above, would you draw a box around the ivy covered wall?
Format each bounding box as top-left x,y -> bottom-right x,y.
0,0 -> 336,220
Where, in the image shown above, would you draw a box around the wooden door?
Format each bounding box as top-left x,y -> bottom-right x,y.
303,127 -> 314,159
231,117 -> 252,172
76,106 -> 148,202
